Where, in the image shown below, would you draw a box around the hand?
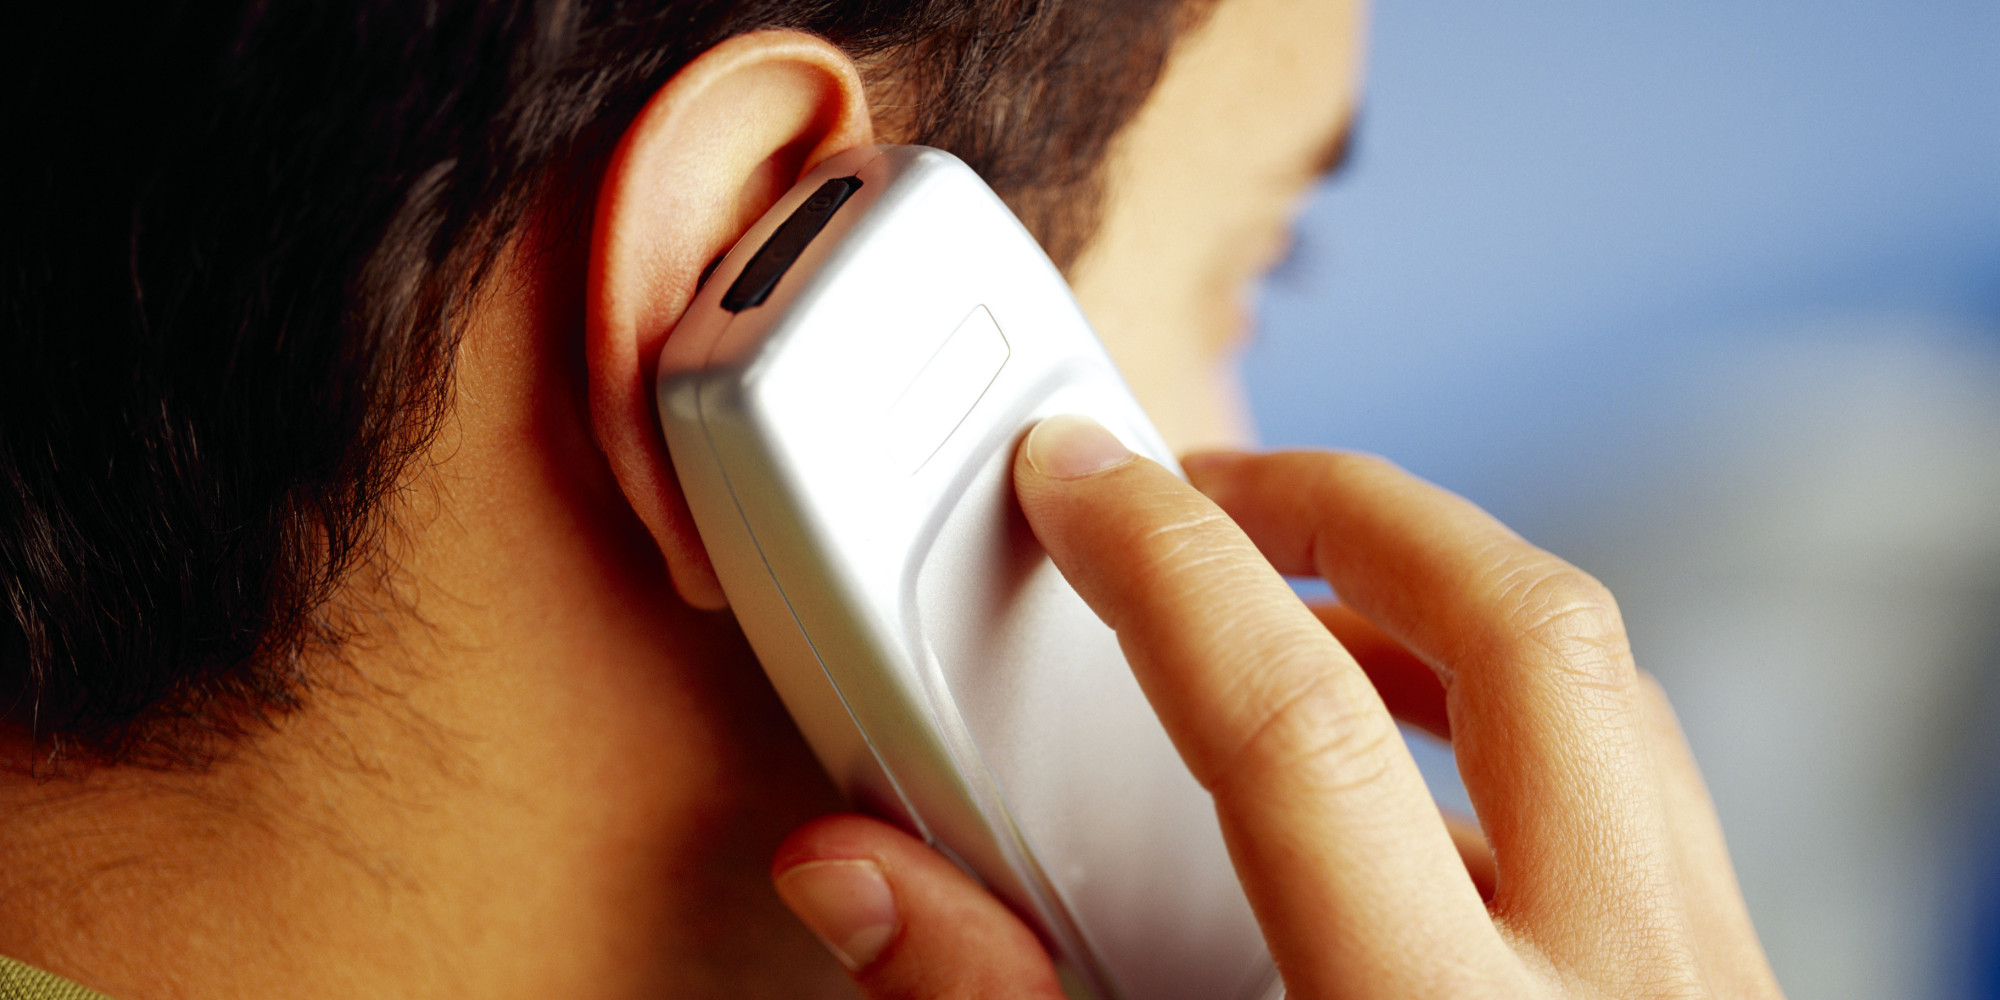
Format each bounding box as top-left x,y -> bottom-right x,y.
771,415 -> 1784,1000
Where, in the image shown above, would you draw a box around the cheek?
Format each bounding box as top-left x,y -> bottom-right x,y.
1059,0 -> 1363,454
1067,150 -> 1277,453
1068,241 -> 1258,455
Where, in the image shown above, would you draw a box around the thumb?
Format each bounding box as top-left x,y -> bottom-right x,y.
773,814 -> 1067,1000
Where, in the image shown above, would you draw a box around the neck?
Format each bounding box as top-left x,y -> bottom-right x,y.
0,240 -> 856,999
0,586 -> 852,999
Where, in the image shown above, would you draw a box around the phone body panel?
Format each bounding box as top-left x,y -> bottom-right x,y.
657,146 -> 1277,1000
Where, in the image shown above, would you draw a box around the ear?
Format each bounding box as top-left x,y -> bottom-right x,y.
589,31 -> 873,610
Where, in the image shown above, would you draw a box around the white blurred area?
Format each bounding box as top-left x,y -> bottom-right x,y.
1240,1 -> 2000,996
1336,321 -> 2000,998
1542,322 -> 2000,1000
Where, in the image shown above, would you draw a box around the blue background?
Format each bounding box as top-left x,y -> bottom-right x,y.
1250,0 -> 1997,514
1242,2 -> 2000,997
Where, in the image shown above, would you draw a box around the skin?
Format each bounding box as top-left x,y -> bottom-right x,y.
0,0 -> 1782,997
1072,0 -> 1366,453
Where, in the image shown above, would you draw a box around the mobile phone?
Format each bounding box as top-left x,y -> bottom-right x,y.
657,145 -> 1278,1000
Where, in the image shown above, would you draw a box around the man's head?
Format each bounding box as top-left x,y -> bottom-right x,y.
2,0 -> 1241,767
0,0 -> 1358,993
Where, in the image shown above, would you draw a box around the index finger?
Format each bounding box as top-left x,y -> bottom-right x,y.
1012,417 -> 1513,1000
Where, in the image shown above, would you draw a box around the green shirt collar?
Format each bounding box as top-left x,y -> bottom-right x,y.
0,955 -> 113,1000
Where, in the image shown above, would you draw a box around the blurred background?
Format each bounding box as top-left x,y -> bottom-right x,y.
1241,1 -> 2000,997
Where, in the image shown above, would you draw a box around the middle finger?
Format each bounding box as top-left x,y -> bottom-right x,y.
1185,450 -> 1696,979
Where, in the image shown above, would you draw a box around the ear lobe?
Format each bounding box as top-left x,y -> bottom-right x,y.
587,31 -> 874,610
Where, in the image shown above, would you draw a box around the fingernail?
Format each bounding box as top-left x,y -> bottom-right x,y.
774,859 -> 900,972
1025,414 -> 1134,479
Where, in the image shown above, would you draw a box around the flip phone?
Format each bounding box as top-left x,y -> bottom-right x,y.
656,145 -> 1278,1000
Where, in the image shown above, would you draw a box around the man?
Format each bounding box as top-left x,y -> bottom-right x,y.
0,0 -> 1782,997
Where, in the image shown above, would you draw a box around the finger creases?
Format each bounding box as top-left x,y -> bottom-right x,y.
1183,450 -> 1697,971
1014,443 -> 1511,997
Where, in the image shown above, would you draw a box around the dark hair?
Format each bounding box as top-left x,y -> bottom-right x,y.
2,0 -> 1202,768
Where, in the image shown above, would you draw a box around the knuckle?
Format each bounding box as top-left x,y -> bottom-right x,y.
1489,556 -> 1634,694
1212,657 -> 1399,797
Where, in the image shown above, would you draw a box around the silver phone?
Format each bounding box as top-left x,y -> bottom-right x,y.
656,145 -> 1277,1000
